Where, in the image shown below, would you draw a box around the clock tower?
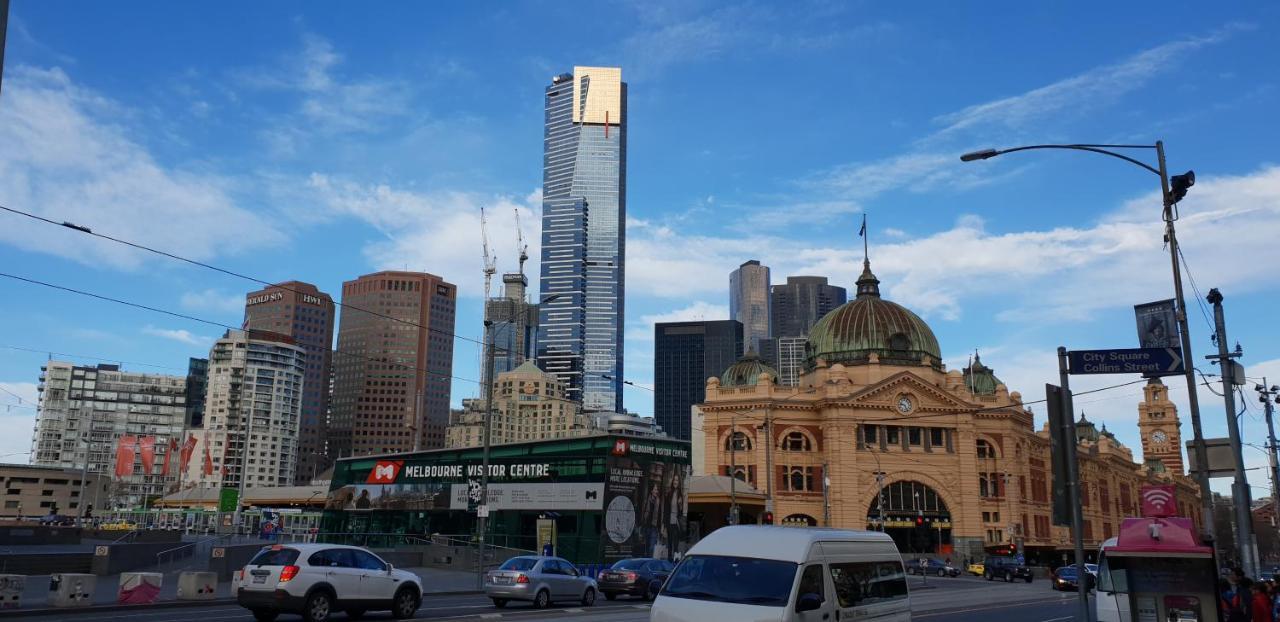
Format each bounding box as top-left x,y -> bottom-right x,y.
1137,378 -> 1183,473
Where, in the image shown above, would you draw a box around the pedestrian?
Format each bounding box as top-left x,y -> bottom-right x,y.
1222,569 -> 1250,622
1253,581 -> 1274,622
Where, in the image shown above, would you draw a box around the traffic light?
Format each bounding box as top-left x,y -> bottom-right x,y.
1169,170 -> 1195,203
916,516 -> 924,526
763,512 -> 774,525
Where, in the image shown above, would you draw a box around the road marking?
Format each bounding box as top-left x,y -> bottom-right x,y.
479,615 -> 503,620
914,596 -> 1074,618
563,608 -> 583,612
1039,617 -> 1073,622
631,604 -> 651,609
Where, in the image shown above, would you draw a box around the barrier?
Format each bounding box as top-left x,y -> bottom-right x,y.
0,575 -> 23,609
176,571 -> 218,601
48,573 -> 95,608
118,572 -> 163,604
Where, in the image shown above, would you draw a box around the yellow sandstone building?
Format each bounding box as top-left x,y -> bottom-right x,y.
697,258 -> 1200,563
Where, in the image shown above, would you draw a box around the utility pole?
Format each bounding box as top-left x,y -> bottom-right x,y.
1057,346 -> 1091,622
477,318 -> 497,588
822,462 -> 831,527
729,411 -> 738,525
0,0 -> 9,100
1259,380 -> 1280,530
76,409 -> 94,525
762,409 -> 773,522
1207,288 -> 1257,578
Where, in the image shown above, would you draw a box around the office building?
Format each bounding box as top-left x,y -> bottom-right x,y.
445,361 -> 590,448
31,362 -> 187,508
184,329 -> 307,490
729,260 -> 770,352
653,320 -> 743,441
185,358 -> 208,427
759,335 -> 807,386
589,411 -> 665,437
482,272 -> 540,392
770,276 -> 846,338
243,281 -> 336,483
538,66 -> 627,414
330,271 -> 457,456
0,463 -> 107,520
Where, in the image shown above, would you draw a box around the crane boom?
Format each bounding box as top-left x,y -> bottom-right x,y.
480,206 -> 496,299
515,208 -> 529,276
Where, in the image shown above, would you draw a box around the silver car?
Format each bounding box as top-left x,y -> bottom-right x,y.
484,555 -> 597,609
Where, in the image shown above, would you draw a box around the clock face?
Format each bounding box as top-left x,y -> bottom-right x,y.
897,396 -> 913,413
1151,430 -> 1168,443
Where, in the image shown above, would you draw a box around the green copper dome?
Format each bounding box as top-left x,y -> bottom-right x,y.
1076,413 -> 1100,442
806,260 -> 942,369
963,352 -> 1004,395
720,352 -> 778,387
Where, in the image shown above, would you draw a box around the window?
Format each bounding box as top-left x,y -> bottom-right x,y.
252,548 -> 302,566
862,425 -> 877,446
782,431 -> 812,451
885,426 -> 900,445
726,432 -> 752,452
908,428 -> 922,446
829,561 -> 908,608
796,564 -> 826,611
351,550 -> 386,571
976,439 -> 996,458
662,555 -> 798,607
786,466 -> 816,492
3,501 -> 17,509
499,557 -> 538,571
929,428 -> 944,447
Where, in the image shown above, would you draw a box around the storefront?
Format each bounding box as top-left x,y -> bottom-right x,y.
322,435 -> 692,564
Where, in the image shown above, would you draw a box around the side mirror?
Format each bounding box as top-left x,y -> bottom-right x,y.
386,563 -> 394,574
796,593 -> 822,612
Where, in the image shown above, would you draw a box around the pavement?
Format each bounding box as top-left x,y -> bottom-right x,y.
4,571 -> 1094,621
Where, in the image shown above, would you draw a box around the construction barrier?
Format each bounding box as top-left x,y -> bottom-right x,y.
118,572 -> 163,605
0,575 -> 23,609
48,573 -> 95,608
176,571 -> 218,601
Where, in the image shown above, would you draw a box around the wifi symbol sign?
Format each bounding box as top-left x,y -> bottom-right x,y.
1140,485 -> 1177,517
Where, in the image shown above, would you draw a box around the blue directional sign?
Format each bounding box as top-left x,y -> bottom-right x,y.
1067,347 -> 1183,375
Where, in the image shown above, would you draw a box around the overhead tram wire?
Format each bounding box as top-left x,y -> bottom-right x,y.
1176,245 -> 1217,336
0,271 -> 481,387
1,344 -> 188,372
0,202 -> 649,392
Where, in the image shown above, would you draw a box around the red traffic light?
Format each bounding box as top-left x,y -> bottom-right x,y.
916,516 -> 924,526
763,512 -> 774,524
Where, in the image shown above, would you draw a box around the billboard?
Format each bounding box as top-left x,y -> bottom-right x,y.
603,439 -> 691,562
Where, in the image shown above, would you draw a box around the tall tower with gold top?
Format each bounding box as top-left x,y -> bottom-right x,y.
1137,378 -> 1183,473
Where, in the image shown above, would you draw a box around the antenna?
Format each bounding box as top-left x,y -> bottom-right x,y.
480,207 -> 496,300
515,208 -> 529,276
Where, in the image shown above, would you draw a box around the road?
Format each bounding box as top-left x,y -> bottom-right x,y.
13,575 -> 1092,621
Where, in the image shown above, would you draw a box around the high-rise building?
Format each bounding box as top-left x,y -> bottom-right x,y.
653,320 -> 743,440
184,330 -> 307,490
185,357 -> 208,427
243,281 -> 336,483
770,276 -> 847,338
729,260 -> 770,352
445,361 -> 589,448
538,66 -> 627,414
330,271 -> 457,456
760,336 -> 807,386
483,272 -> 540,392
31,362 -> 187,507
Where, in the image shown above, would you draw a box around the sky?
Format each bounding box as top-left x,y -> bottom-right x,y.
2,1 -> 1279,495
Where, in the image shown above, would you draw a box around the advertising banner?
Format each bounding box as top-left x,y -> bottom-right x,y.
448,483 -> 604,511
604,438 -> 690,562
1134,299 -> 1179,349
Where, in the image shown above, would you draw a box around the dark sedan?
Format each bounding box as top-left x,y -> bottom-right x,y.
907,558 -> 960,577
597,558 -> 674,601
1052,566 -> 1093,591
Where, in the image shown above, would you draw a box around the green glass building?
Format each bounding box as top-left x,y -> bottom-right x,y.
322,435 -> 690,564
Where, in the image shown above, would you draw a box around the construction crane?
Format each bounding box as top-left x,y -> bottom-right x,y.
480,206 -> 496,299
514,208 -> 529,276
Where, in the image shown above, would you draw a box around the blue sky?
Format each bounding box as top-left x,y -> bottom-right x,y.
2,1 -> 1279,494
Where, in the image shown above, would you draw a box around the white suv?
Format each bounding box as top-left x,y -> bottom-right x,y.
235,543 -> 422,622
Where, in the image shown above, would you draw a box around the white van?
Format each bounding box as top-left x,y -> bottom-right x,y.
1094,537 -> 1127,622
650,526 -> 910,622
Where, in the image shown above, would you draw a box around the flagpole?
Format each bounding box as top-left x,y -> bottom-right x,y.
860,214 -> 869,263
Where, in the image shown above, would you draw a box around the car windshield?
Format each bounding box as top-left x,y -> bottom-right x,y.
662,555 -> 798,607
249,548 -> 299,567
986,556 -> 1015,565
1058,567 -> 1078,578
499,557 -> 538,571
613,559 -> 651,570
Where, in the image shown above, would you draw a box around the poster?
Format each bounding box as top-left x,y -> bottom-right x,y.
1134,300 -> 1179,349
603,451 -> 689,562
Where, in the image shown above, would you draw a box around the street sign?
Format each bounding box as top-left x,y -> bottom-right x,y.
476,504 -> 490,518
1185,438 -> 1237,478
1067,347 -> 1183,375
1045,384 -> 1072,527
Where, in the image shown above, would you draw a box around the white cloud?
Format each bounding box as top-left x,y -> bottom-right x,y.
641,301 -> 731,325
142,326 -> 212,346
0,382 -> 39,462
0,66 -> 285,269
180,289 -> 246,314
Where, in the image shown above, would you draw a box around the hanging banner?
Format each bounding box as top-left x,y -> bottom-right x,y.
202,442 -> 214,477
161,437 -> 178,476
114,435 -> 138,478
138,436 -> 156,474
179,434 -> 197,472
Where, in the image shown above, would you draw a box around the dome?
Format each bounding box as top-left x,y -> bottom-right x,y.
1076,413 -> 1100,442
720,352 -> 778,388
963,352 -> 1004,395
806,260 -> 942,369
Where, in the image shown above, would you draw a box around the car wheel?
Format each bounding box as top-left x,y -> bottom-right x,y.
392,587 -> 419,619
581,587 -> 595,607
533,589 -> 550,609
492,598 -> 507,608
985,573 -> 993,581
344,609 -> 365,620
643,582 -> 658,602
303,590 -> 332,622
1025,577 -> 1033,584
937,569 -> 945,577
605,592 -> 617,601
252,610 -> 279,622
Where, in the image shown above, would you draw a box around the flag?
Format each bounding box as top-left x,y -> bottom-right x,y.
202,442 -> 214,477
138,436 -> 156,474
161,437 -> 178,476
180,434 -> 197,472
114,435 -> 138,479
858,214 -> 867,237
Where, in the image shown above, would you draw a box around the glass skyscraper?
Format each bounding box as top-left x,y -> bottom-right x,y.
537,66 -> 627,413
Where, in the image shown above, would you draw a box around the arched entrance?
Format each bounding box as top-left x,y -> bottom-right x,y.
782,513 -> 817,527
866,481 -> 953,555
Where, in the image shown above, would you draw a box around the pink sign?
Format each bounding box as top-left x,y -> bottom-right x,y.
1140,484 -> 1178,517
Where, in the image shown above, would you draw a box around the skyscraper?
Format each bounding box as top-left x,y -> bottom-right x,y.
653,320 -> 743,440
329,271 -> 457,457
482,272 -> 540,392
243,281 -> 335,483
770,276 -> 847,338
730,260 -> 770,352
538,66 -> 627,414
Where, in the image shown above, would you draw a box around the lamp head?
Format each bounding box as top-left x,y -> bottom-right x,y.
960,148 -> 1000,162
1169,170 -> 1195,203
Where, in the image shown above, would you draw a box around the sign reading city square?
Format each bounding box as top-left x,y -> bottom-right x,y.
1067,347 -> 1184,375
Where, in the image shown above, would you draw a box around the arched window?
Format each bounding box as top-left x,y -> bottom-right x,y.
782,431 -> 812,451
731,466 -> 748,482
782,514 -> 817,527
725,431 -> 752,452
976,439 -> 997,459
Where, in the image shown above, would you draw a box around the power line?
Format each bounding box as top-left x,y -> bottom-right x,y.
1176,245 -> 1216,336
0,344 -> 189,372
